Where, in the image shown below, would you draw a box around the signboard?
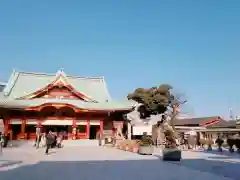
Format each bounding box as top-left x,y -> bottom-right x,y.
132,125 -> 152,135
185,130 -> 197,136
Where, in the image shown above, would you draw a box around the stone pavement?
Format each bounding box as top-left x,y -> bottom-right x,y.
0,146 -> 239,180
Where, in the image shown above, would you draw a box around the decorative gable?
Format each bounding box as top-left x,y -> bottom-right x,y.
19,70 -> 96,102
35,86 -> 83,100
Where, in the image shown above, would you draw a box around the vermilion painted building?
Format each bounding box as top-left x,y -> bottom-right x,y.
0,70 -> 134,140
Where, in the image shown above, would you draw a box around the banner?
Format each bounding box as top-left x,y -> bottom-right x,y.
132,125 -> 152,135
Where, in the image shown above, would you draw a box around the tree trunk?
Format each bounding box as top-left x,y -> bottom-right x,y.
170,104 -> 178,135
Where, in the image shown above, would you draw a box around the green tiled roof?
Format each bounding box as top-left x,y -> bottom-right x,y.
0,70 -> 135,111
0,98 -> 135,111
3,70 -> 111,102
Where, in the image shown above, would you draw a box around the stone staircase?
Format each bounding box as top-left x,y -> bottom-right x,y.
62,140 -> 99,147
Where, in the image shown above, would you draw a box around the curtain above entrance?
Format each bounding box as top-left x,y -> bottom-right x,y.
42,120 -> 72,125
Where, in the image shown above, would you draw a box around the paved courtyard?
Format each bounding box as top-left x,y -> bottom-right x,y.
0,146 -> 239,180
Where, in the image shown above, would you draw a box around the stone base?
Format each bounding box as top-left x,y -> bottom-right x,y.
162,148 -> 181,161
138,146 -> 153,155
229,148 -> 234,153
207,146 -> 212,151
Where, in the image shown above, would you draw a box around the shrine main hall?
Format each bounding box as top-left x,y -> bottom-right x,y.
0,70 -> 134,140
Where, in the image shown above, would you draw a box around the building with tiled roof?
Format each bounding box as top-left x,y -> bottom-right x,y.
0,70 -> 135,140
175,116 -> 224,127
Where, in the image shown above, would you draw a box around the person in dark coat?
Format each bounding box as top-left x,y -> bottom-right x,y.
35,133 -> 42,149
45,131 -> 54,155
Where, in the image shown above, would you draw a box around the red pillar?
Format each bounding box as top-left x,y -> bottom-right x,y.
72,119 -> 77,140
100,120 -> 103,138
36,119 -> 42,129
36,114 -> 43,131
20,117 -> 26,139
4,119 -> 9,136
86,120 -> 90,139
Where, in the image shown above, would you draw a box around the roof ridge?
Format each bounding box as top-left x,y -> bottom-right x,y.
3,70 -> 20,96
16,71 -> 105,80
0,81 -> 7,85
187,116 -> 219,119
101,77 -> 111,101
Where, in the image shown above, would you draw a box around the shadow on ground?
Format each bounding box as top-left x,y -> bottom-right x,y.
0,157 -> 239,180
202,149 -> 240,158
169,157 -> 240,180
0,160 -> 22,168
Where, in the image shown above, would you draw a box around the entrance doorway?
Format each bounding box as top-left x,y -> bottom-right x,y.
89,125 -> 100,139
45,125 -> 69,133
11,124 -> 21,140
44,125 -> 70,140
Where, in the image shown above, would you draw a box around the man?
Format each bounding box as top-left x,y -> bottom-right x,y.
188,129 -> 197,150
45,131 -> 54,155
0,133 -> 3,155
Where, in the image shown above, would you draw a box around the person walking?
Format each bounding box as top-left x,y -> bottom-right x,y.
0,133 -> 4,156
45,131 -> 54,155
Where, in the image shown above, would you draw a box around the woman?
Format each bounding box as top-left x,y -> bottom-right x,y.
57,133 -> 63,148
40,133 -> 46,148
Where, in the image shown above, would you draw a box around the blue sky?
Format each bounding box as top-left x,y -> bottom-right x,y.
0,0 -> 240,118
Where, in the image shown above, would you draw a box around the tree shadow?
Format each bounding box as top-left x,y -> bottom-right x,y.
202,149 -> 240,158
0,157 -> 239,180
169,158 -> 240,180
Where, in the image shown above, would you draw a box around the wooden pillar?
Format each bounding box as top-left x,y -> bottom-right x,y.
72,119 -> 77,140
21,117 -> 26,139
3,114 -> 10,136
4,118 -> 9,136
100,120 -> 103,138
86,120 -> 90,139
37,112 -> 43,131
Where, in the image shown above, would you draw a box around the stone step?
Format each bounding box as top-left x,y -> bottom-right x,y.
7,139 -> 100,147
61,140 -> 99,147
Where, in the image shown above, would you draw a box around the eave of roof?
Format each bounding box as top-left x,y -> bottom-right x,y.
197,128 -> 240,132
206,120 -> 237,128
0,98 -> 135,111
175,116 -> 221,126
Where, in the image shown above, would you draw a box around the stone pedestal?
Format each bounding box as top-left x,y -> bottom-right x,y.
138,146 -> 153,155
162,148 -> 181,161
